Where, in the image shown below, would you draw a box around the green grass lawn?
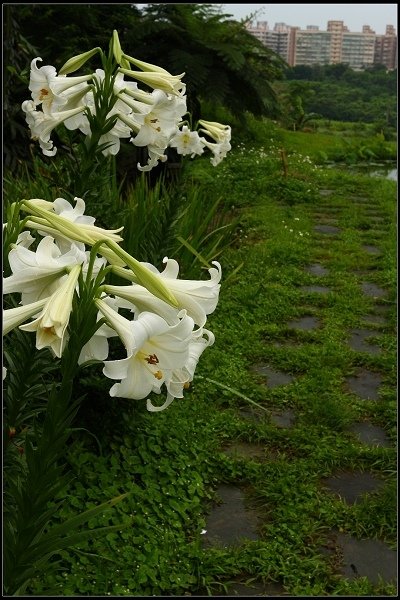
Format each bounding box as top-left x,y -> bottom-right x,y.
21,129 -> 398,597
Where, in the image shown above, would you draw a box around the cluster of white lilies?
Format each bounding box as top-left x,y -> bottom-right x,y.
3,197 -> 221,412
21,31 -> 231,171
3,31 -> 228,411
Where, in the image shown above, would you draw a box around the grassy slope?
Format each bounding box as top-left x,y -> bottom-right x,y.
28,129 -> 397,596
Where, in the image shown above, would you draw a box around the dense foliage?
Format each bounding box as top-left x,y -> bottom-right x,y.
279,64 -> 397,130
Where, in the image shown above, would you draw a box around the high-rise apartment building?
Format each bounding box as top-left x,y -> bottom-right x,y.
246,20 -> 397,70
292,28 -> 332,66
247,21 -> 290,62
374,25 -> 398,70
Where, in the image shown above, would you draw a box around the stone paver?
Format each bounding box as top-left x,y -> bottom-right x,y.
321,471 -> 384,504
251,365 -> 294,388
348,328 -> 382,355
304,263 -> 329,276
346,368 -> 382,400
335,533 -> 397,585
362,244 -> 381,255
287,316 -> 320,331
212,580 -> 289,597
300,285 -> 332,294
350,422 -> 391,447
361,314 -> 387,326
361,282 -> 387,298
314,224 -> 341,235
200,178 -> 396,592
222,442 -> 266,461
202,485 -> 260,548
270,409 -> 296,429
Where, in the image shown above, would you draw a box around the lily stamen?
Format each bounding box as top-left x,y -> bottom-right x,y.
145,353 -> 159,365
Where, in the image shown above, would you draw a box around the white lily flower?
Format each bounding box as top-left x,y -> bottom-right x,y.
56,81 -> 93,113
167,327 -> 215,395
53,197 -> 96,226
118,91 -> 185,171
3,297 -> 50,336
169,126 -> 205,157
95,299 -> 194,401
28,196 -> 96,232
197,120 -> 231,165
22,101 -> 86,156
137,145 -> 168,172
103,283 -> 181,325
198,120 -> 231,143
129,90 -> 187,148
78,297 -> 118,365
3,236 -> 86,305
99,118 -> 132,156
63,89 -> 93,133
199,137 -> 231,166
147,327 -> 215,412
19,265 -> 81,358
141,258 -> 222,327
78,327 -> 111,365
29,57 -> 93,114
15,231 -> 36,249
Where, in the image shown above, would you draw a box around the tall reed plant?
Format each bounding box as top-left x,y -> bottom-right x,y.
115,175 -> 239,279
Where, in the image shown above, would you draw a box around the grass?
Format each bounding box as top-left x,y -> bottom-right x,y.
6,124 -> 397,596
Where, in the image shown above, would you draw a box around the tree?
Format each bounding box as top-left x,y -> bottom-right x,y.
125,3 -> 285,122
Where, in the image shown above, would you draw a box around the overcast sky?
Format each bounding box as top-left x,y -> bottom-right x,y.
135,4 -> 397,35
221,4 -> 397,34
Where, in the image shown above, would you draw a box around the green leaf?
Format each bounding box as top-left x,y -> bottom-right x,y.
176,236 -> 212,269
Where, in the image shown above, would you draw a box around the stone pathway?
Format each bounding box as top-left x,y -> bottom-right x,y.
202,190 -> 396,595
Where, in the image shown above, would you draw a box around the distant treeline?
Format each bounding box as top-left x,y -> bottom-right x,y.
281,63 -> 397,126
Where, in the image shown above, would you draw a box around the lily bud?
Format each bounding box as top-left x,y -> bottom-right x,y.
118,68 -> 185,96
122,53 -> 171,75
20,265 -> 81,357
112,31 -> 130,69
3,297 -> 50,336
59,47 -> 101,75
22,201 -> 124,246
103,240 -> 178,308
